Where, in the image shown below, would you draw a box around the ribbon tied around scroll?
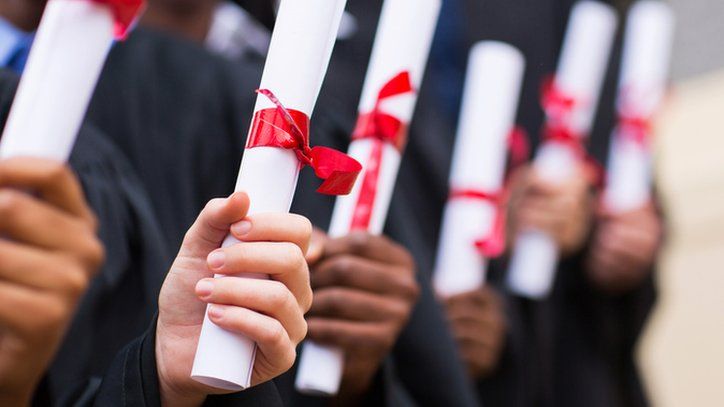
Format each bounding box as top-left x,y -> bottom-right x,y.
348,71 -> 415,230
247,89 -> 362,195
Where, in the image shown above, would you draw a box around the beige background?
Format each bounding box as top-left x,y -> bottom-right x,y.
638,1 -> 724,404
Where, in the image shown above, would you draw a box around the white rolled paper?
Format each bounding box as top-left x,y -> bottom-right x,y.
295,0 -> 441,396
432,42 -> 525,298
0,0 -> 122,161
506,0 -> 618,299
191,0 -> 347,391
603,0 -> 674,213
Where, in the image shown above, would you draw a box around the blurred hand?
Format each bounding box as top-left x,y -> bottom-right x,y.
305,231 -> 419,400
443,287 -> 507,381
156,192 -> 313,407
586,202 -> 662,294
507,163 -> 595,256
0,158 -> 104,406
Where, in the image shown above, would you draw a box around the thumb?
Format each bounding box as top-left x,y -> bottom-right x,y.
180,192 -> 251,256
305,228 -> 328,265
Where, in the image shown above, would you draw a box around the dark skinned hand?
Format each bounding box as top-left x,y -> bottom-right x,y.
586,202 -> 662,294
443,286 -> 507,381
305,231 -> 419,403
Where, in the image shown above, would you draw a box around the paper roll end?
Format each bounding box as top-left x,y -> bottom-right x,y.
190,374 -> 247,392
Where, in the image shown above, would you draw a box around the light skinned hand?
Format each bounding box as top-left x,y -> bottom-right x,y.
156,192 -> 312,407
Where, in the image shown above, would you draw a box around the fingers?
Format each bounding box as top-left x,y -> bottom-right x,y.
0,190 -> 104,270
195,277 -> 308,342
181,192 -> 250,255
229,212 -> 312,255
311,255 -> 419,300
308,287 -> 409,322
305,229 -> 327,265
324,232 -> 414,268
206,241 -> 311,310
0,282 -> 69,339
206,305 -> 298,377
0,240 -> 92,295
0,158 -> 94,223
306,318 -> 393,350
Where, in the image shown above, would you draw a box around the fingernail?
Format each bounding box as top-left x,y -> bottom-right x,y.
196,279 -> 214,297
208,305 -> 224,319
207,251 -> 226,270
231,220 -> 252,237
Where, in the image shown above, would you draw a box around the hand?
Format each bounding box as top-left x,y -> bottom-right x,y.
0,158 -> 104,406
305,231 -> 419,400
507,163 -> 595,256
155,192 -> 312,407
443,287 -> 507,381
586,202 -> 662,294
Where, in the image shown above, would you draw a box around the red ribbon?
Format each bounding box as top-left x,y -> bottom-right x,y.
449,189 -> 507,259
540,77 -> 606,187
348,71 -> 415,230
90,0 -> 145,39
247,89 -> 362,195
540,77 -> 587,156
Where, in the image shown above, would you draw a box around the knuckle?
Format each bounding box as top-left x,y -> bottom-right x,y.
283,242 -> 306,271
329,256 -> 355,283
0,190 -> 22,216
260,319 -> 287,347
349,232 -> 371,252
45,162 -> 72,184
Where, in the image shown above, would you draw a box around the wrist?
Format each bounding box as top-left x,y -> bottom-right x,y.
155,328 -> 206,407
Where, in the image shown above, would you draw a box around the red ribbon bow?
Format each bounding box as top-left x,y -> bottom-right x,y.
540,77 -> 606,187
540,77 -> 587,157
449,189 -> 507,259
90,0 -> 145,39
247,89 -> 362,195
349,71 -> 415,230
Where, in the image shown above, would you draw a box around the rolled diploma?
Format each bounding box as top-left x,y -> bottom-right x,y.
506,0 -> 617,299
432,42 -> 525,298
0,0 -> 116,161
295,0 -> 441,396
191,0 -> 347,391
603,1 -> 674,213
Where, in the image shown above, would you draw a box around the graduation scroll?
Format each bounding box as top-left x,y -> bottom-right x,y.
191,0 -> 356,391
294,0 -> 442,396
432,42 -> 525,298
603,0 -> 674,213
506,1 -> 618,299
0,0 -> 144,161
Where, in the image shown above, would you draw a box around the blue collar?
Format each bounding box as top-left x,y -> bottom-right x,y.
0,17 -> 35,73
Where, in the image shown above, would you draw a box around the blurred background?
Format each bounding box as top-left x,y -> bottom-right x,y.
640,0 -> 724,405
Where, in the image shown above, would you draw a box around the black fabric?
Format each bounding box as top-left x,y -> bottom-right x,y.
86,27 -> 286,405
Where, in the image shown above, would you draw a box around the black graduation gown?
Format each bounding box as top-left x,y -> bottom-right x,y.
85,28 -> 285,406
89,24 -> 477,406
463,1 -> 657,406
0,69 -> 170,406
283,1 -> 480,406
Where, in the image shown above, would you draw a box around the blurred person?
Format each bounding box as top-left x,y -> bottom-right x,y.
462,0 -> 663,406
121,0 -> 480,405
0,156 -> 103,406
0,2 -> 316,405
